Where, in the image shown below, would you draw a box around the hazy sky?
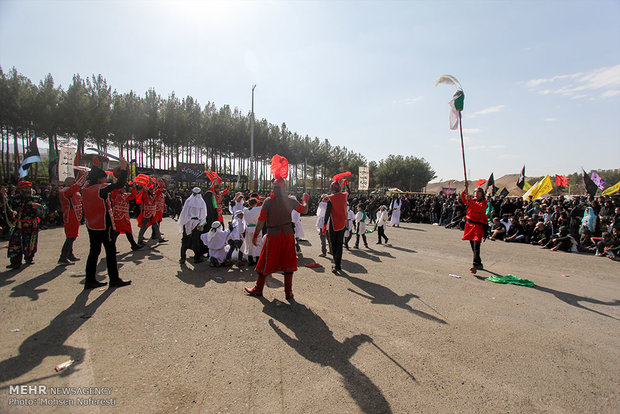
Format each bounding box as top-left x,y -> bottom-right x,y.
1,0 -> 619,182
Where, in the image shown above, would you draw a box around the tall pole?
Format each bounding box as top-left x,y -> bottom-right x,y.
458,111 -> 468,191
250,84 -> 256,190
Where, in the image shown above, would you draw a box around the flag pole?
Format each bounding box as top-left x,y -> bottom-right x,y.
458,111 -> 468,191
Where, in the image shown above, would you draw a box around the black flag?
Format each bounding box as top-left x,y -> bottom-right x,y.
499,188 -> 509,198
516,165 -> 525,189
583,170 -> 598,197
485,173 -> 495,195
18,139 -> 42,178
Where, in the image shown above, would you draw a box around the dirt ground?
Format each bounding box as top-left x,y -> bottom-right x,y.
0,216 -> 619,413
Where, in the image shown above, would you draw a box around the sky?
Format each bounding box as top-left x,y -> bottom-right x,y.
1,0 -> 619,182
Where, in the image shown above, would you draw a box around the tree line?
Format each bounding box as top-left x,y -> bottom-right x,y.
0,66 -> 436,191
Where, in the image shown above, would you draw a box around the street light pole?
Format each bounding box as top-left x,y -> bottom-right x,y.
250,84 -> 256,190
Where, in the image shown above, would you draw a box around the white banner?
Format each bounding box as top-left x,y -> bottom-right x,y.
358,166 -> 369,191
58,147 -> 76,182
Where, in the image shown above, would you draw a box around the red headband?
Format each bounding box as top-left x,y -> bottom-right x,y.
17,181 -> 32,190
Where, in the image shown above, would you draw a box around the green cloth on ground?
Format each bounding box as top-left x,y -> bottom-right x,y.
487,274 -> 535,287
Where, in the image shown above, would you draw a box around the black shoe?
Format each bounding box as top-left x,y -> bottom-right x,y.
354,245 -> 359,249
331,266 -> 341,275
286,294 -> 295,302
131,244 -> 144,251
319,252 -> 327,257
376,242 -> 382,244
84,281 -> 108,290
385,238 -> 389,244
57,258 -> 72,265
473,263 -> 484,270
24,259 -> 34,265
364,245 -> 369,249
158,238 -> 168,243
68,255 -> 80,262
193,257 -> 204,264
179,257 -> 186,264
109,279 -> 131,288
6,263 -> 21,270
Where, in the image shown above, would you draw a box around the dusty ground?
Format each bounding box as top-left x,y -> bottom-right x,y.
0,216 -> 619,413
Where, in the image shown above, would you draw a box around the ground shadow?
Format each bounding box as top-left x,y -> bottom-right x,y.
365,248 -> 395,258
10,266 -> 69,301
0,266 -> 26,288
0,289 -> 113,384
340,259 -> 368,274
174,262 -> 284,288
395,226 -> 425,232
348,249 -> 381,263
260,298 -> 395,413
341,272 -> 447,324
382,245 -> 417,254
116,246 -> 164,265
534,285 -> 620,320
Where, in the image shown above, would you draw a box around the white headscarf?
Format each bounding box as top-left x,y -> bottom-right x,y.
178,191 -> 207,234
206,221 -> 222,243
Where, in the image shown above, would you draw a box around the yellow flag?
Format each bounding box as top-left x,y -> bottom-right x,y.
602,181 -> 620,196
530,175 -> 553,200
523,181 -> 532,191
522,180 -> 540,200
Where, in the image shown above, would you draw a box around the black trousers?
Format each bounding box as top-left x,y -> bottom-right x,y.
470,240 -> 482,265
355,233 -> 368,247
181,226 -> 202,260
377,226 -> 388,243
60,237 -> 76,260
86,227 -> 120,284
113,231 -> 139,249
329,226 -> 345,270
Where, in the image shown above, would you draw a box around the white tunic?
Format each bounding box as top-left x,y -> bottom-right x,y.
291,209 -> 304,239
345,209 -> 355,238
389,199 -> 401,226
355,211 -> 367,234
376,210 -> 389,227
243,206 -> 263,257
201,229 -> 229,264
315,201 -> 327,232
178,194 -> 207,234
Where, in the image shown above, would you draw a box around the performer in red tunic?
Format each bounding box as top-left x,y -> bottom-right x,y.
136,183 -> 165,244
153,178 -> 167,228
245,155 -> 309,300
461,186 -> 488,273
322,172 -> 350,274
111,183 -> 143,251
57,171 -> 86,264
82,159 -> 131,289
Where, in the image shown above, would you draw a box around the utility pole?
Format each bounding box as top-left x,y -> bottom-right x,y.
250,84 -> 256,190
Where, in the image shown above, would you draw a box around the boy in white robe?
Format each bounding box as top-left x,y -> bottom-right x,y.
225,210 -> 245,265
229,192 -> 245,215
344,203 -> 355,250
243,198 -> 263,265
316,194 -> 329,256
290,195 -> 304,254
201,222 -> 229,267
354,203 -> 369,249
376,205 -> 390,244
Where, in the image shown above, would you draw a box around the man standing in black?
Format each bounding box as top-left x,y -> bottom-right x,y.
81,159 -> 131,290
322,181 -> 348,274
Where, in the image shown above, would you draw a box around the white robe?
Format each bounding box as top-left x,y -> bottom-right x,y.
243,206 -> 263,257
230,200 -> 244,215
376,210 -> 389,227
389,199 -> 401,226
355,211 -> 367,234
292,209 -> 304,239
345,209 -> 355,238
201,229 -> 229,264
179,194 -> 207,234
315,201 -> 327,232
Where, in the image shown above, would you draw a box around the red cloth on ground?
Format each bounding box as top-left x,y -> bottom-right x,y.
461,191 -> 488,241
254,232 -> 298,275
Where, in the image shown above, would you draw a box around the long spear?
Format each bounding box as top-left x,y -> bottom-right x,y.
435,75 -> 467,190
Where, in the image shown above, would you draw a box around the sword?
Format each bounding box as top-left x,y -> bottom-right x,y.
85,147 -> 120,161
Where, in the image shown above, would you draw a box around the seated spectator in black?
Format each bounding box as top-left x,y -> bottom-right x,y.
505,216 -> 525,243
523,217 -> 535,243
578,228 -> 597,253
489,217 -> 506,241
530,221 -> 552,246
596,230 -> 620,257
541,226 -> 578,252
445,210 -> 465,230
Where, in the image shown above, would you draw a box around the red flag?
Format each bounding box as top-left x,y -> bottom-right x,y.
476,179 -> 486,186
555,175 -> 569,187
